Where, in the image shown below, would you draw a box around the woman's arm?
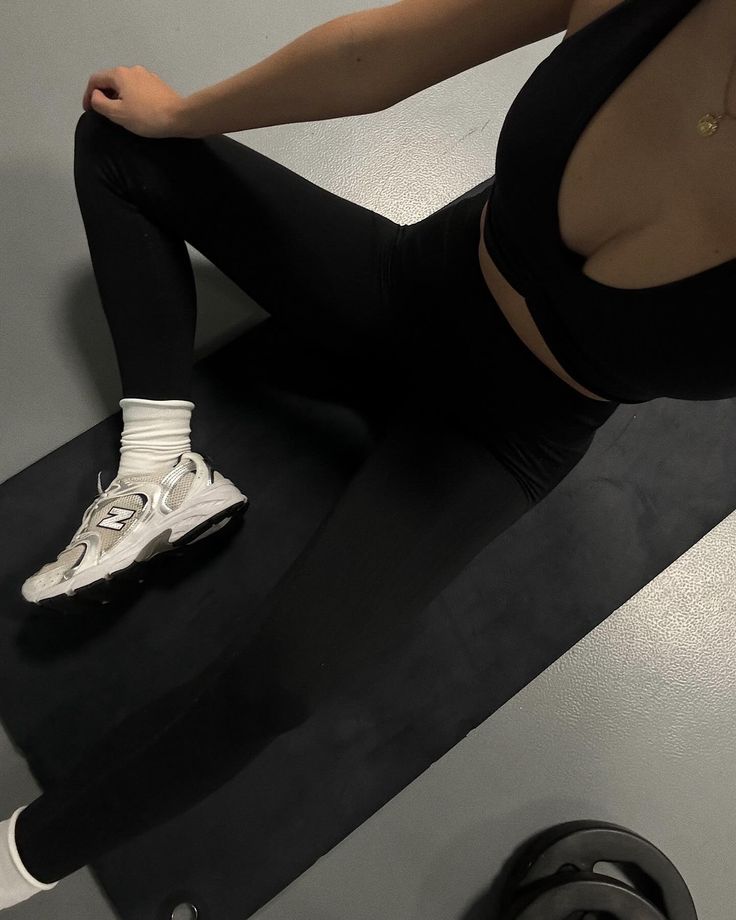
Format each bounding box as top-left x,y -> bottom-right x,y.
174,7 -> 415,138
174,0 -> 576,139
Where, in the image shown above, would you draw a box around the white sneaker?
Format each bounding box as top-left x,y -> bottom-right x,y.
21,450 -> 248,606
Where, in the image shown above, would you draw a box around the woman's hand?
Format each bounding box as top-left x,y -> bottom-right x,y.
82,65 -> 186,138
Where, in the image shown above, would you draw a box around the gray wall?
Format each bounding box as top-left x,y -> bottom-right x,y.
1,0 -> 553,486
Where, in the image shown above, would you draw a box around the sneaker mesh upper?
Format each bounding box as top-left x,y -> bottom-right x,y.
167,471 -> 195,511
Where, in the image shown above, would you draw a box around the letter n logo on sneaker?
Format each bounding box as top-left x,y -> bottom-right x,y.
98,506 -> 136,531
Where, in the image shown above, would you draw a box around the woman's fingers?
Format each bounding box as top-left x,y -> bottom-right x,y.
82,68 -> 122,112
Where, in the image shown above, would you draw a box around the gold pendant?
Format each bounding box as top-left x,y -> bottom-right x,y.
697,113 -> 721,137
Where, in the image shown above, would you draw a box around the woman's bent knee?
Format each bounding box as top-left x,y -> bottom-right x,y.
75,109 -> 112,145
74,109 -> 135,164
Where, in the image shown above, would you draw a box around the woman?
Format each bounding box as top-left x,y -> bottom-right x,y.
4,0 -> 729,908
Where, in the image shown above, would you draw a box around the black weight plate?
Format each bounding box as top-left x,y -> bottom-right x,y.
495,820 -> 613,915
502,821 -> 696,920
504,872 -> 669,920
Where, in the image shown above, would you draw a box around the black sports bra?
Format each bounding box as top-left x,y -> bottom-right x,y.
482,0 -> 736,404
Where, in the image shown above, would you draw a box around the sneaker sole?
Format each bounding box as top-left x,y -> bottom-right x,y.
28,493 -> 249,608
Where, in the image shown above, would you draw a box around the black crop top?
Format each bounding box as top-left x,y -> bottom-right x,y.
482,0 -> 735,404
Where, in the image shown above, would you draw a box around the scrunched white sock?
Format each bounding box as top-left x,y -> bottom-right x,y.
0,807 -> 57,910
117,397 -> 195,479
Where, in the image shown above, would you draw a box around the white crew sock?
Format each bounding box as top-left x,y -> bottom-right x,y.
0,807 -> 58,910
117,397 -> 195,480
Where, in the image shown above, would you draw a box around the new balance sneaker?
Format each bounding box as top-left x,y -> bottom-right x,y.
21,450 -> 248,605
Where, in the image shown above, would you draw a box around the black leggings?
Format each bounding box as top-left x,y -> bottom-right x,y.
15,110 -> 619,884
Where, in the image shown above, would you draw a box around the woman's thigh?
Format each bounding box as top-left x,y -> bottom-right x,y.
389,184 -> 620,503
73,110 -> 410,370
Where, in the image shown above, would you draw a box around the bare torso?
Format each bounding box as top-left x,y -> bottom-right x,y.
477,0 -> 736,402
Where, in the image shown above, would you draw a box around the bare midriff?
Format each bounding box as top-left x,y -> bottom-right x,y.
477,199 -> 612,402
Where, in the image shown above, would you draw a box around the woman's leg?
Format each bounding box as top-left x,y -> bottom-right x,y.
16,168 -> 619,884
16,391 -> 538,883
72,109 -> 411,403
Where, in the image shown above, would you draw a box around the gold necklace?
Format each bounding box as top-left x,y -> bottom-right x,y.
698,52 -> 736,136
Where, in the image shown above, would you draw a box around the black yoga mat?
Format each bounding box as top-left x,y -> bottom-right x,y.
2,314 -> 735,920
